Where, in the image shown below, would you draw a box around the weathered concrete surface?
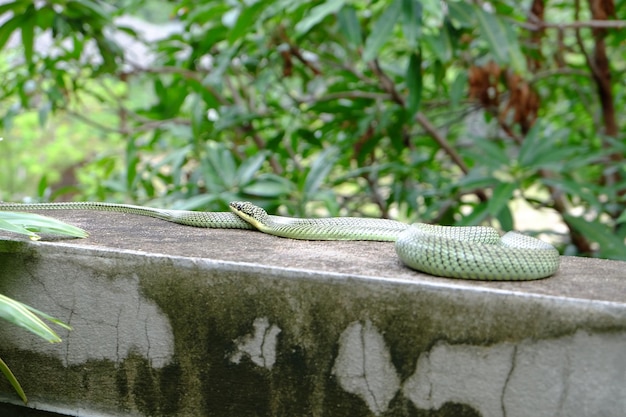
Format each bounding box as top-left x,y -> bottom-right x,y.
0,210 -> 624,417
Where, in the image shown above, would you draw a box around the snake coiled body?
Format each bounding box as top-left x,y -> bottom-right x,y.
1,201 -> 560,281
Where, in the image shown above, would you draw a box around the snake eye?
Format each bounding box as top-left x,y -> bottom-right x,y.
230,201 -> 254,215
229,201 -> 248,213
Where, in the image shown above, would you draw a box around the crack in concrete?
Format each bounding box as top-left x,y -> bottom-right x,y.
557,343 -> 572,413
501,344 -> 517,417
360,321 -> 383,413
333,320 -> 400,415
229,317 -> 281,370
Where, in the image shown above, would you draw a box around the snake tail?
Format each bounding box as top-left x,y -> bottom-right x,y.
0,202 -> 253,229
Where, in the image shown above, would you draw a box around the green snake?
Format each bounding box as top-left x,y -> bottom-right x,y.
0,201 -> 560,280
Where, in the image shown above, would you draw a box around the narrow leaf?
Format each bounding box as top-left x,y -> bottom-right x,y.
0,294 -> 62,343
37,175 -> 48,198
471,138 -> 510,168
446,2 -> 476,28
20,303 -> 72,331
21,6 -> 35,69
450,71 -> 467,106
496,205 -> 514,231
517,121 -> 544,167
542,178 -> 601,210
228,1 -> 266,44
337,5 -> 362,46
304,146 -> 340,198
236,152 -> 268,185
0,357 -> 27,404
458,201 -> 489,226
406,51 -> 422,117
295,0 -> 346,34
363,0 -> 402,61
0,212 -> 88,239
242,178 -> 292,197
564,214 -> 626,260
400,0 -> 422,47
487,182 -> 516,218
0,217 -> 38,239
0,14 -> 24,52
475,7 -> 508,64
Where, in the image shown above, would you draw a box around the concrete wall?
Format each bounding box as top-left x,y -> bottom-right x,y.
0,210 -> 625,417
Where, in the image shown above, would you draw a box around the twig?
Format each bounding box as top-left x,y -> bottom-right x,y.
413,112 -> 472,174
520,18 -> 626,31
367,59 -> 488,203
66,109 -> 190,134
122,65 -> 229,106
302,91 -> 390,103
362,160 -> 389,218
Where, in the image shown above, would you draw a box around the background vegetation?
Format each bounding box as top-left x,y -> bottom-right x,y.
0,0 -> 625,259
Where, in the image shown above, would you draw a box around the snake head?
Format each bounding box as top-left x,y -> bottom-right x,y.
229,201 -> 269,228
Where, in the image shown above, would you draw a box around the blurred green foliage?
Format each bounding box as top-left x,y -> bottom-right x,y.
0,0 -> 624,259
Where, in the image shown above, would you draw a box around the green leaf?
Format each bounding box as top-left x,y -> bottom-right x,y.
0,357 -> 27,404
447,2 -> 475,28
542,178 -> 601,210
228,1 -> 266,44
125,139 -> 138,192
37,175 -> 49,198
243,176 -> 293,198
69,0 -> 110,23
458,201 -> 489,226
564,214 -> 626,260
502,17 -> 526,73
475,7 -> 508,64
0,13 -> 25,52
518,122 -> 578,170
304,146 -> 340,199
0,292 -> 71,405
295,0 -> 346,34
457,168 -> 501,191
496,205 -> 514,231
337,5 -> 362,46
471,138 -> 510,168
517,122 -> 545,166
0,1 -> 30,16
0,217 -> 38,239
450,71 -> 467,107
421,30 -> 452,63
0,294 -> 64,343
406,51 -> 422,117
400,0 -> 422,47
205,142 -> 237,189
363,0 -> 402,61
236,152 -> 268,185
0,212 -> 88,240
190,95 -> 207,139
38,101 -> 51,127
171,194 -> 219,211
21,6 -> 36,69
487,181 -> 516,217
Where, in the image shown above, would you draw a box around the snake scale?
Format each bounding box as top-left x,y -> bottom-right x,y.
0,201 -> 560,280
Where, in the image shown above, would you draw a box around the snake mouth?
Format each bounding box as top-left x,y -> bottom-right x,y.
229,201 -> 257,216
229,201 -> 270,226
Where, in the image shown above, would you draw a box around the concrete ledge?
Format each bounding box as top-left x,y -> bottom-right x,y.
0,210 -> 625,416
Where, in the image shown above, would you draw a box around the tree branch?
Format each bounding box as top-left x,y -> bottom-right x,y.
367,59 -> 488,203
520,18 -> 626,31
